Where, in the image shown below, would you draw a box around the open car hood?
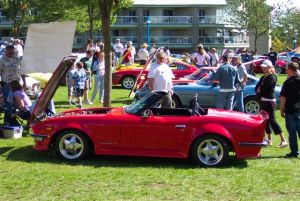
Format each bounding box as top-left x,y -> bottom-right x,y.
29,56 -> 77,125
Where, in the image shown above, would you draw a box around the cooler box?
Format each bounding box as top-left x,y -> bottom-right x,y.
2,126 -> 23,139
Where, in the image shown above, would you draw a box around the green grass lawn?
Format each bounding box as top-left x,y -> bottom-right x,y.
1,75 -> 300,201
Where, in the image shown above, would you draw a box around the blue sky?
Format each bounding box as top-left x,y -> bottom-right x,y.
266,0 -> 300,9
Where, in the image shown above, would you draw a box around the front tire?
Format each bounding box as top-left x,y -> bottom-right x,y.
275,66 -> 282,74
244,96 -> 260,115
191,135 -> 229,167
54,130 -> 91,160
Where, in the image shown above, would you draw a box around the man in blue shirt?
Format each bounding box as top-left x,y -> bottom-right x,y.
214,54 -> 241,111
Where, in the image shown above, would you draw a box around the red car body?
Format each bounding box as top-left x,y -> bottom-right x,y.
30,56 -> 269,167
250,56 -> 286,74
112,61 -> 198,89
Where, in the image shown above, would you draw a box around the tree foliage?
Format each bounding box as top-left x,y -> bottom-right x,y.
228,0 -> 272,52
271,7 -> 300,50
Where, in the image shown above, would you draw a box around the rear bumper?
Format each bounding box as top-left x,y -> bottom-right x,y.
238,140 -> 268,147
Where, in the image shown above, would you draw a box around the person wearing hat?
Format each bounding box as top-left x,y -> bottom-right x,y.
191,44 -> 210,68
280,62 -> 300,158
138,43 -> 149,65
214,54 -> 241,111
232,55 -> 247,112
255,59 -> 288,147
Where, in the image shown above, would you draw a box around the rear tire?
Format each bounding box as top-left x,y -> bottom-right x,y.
191,135 -> 229,167
244,96 -> 260,115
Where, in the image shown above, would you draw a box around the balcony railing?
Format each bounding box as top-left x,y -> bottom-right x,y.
111,36 -> 138,44
143,16 -> 193,24
198,36 -> 249,45
198,16 -> 235,25
114,16 -> 138,24
143,36 -> 193,45
0,16 -> 13,24
73,36 -> 138,48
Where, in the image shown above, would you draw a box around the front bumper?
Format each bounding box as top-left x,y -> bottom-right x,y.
31,134 -> 50,151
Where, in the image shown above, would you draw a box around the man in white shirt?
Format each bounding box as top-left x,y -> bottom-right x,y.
113,39 -> 124,60
14,39 -> 23,58
147,52 -> 175,108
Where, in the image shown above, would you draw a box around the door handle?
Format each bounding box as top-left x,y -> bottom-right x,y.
175,125 -> 186,128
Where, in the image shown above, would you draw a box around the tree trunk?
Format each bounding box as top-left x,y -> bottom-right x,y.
100,5 -> 112,107
87,4 -> 94,39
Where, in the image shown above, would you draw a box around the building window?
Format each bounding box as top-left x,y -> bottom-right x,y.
113,30 -> 119,37
199,9 -> 206,16
163,9 -> 173,16
128,9 -> 136,16
199,29 -> 206,36
143,9 -> 150,17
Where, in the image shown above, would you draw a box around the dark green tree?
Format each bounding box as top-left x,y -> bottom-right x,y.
0,0 -> 30,36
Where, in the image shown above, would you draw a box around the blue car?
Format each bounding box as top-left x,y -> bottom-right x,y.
134,73 -> 282,115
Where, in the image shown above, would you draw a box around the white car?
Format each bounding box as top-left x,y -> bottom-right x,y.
22,75 -> 41,99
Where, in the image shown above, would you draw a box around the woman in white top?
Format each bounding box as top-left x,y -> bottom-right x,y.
91,51 -> 105,104
192,44 -> 210,68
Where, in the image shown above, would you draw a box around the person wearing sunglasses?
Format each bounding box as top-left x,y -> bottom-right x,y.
147,52 -> 175,108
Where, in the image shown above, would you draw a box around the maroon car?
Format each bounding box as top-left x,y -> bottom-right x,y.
112,61 -> 198,89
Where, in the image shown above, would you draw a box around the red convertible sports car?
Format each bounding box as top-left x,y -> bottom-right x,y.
112,61 -> 198,89
30,56 -> 269,167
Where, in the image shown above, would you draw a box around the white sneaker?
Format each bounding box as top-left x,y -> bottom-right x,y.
84,100 -> 93,105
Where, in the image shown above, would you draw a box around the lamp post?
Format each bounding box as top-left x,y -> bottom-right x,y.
293,32 -> 297,49
146,16 -> 151,49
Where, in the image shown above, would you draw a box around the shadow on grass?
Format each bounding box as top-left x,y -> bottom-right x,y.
5,145 -> 248,169
111,99 -> 132,105
0,146 -> 14,155
54,99 -> 133,108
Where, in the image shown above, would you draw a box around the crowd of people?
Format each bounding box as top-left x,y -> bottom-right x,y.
1,36 -> 299,158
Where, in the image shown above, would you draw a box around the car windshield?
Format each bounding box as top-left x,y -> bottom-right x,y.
196,72 -> 214,85
125,92 -> 161,114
